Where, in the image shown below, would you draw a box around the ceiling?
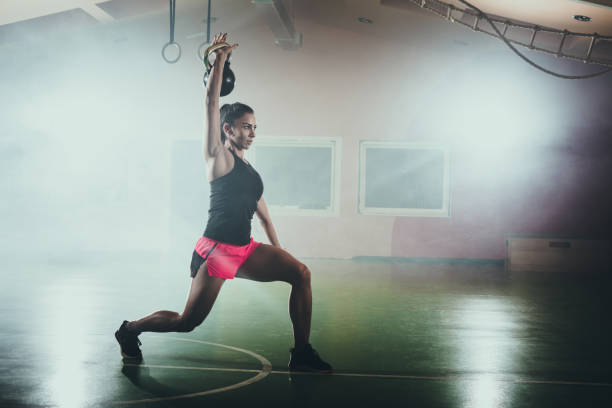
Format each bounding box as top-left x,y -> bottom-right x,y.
441,0 -> 612,36
1,0 -> 611,42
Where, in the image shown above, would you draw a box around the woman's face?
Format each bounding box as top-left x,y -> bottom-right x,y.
225,113 -> 257,150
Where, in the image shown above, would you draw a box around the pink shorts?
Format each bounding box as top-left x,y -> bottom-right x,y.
190,236 -> 261,279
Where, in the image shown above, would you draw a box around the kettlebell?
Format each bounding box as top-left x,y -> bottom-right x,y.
203,42 -> 235,97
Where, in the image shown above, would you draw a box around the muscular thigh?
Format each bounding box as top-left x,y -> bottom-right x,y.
182,262 -> 225,323
236,243 -> 303,284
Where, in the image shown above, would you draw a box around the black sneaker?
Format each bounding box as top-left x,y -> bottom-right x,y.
288,344 -> 332,373
114,320 -> 143,361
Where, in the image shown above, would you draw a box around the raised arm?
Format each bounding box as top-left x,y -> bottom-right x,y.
204,33 -> 238,162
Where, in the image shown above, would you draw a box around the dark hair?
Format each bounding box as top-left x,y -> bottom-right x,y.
220,102 -> 254,143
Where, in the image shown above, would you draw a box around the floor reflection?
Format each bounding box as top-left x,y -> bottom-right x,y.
121,363 -> 182,398
451,297 -> 524,407
44,280 -> 96,408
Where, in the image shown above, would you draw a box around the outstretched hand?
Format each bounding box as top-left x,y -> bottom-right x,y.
212,32 -> 238,61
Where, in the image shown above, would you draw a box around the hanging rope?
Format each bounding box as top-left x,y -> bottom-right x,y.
198,0 -> 213,62
457,0 -> 611,79
207,0 -> 212,43
162,0 -> 181,63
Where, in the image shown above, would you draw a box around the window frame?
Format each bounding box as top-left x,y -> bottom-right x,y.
247,136 -> 342,217
358,140 -> 451,217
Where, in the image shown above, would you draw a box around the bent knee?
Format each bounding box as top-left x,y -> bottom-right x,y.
293,263 -> 311,286
176,316 -> 202,333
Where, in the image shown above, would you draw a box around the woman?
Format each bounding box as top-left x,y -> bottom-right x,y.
115,33 -> 331,373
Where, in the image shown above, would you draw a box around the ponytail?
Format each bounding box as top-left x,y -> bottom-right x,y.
220,104 -> 231,144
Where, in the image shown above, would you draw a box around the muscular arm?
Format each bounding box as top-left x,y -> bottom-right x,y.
203,34 -> 238,162
204,59 -> 225,161
255,197 -> 281,248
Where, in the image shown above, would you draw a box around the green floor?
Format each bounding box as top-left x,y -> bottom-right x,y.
1,254 -> 611,407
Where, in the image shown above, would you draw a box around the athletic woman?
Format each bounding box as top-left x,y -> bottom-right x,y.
115,33 -> 332,373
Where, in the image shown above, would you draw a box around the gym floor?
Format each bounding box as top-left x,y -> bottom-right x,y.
1,254 -> 611,407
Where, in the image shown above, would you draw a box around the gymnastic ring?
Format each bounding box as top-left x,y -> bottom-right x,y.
197,42 -> 209,62
203,42 -> 230,70
162,41 -> 182,64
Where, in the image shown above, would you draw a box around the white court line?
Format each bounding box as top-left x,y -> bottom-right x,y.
119,364 -> 612,390
112,337 -> 272,405
122,363 -> 263,374
113,337 -> 612,405
274,370 -> 612,387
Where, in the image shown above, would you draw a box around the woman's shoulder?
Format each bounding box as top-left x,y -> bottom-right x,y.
209,147 -> 236,182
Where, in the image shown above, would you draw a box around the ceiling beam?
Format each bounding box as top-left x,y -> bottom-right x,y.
80,3 -> 114,23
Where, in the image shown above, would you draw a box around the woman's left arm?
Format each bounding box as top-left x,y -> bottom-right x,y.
255,196 -> 281,248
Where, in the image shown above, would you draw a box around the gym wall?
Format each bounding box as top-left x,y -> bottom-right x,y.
1,2 -> 611,262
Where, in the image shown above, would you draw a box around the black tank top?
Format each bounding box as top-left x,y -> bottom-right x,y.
203,149 -> 264,245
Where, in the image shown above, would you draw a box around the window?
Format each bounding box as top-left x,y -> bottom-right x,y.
359,141 -> 451,217
248,137 -> 341,216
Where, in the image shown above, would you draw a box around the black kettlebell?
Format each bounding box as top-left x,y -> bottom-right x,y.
203,42 -> 235,97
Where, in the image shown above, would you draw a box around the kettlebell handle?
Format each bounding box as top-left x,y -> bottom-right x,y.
203,42 -> 231,71
202,41 -> 236,97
